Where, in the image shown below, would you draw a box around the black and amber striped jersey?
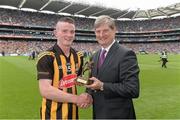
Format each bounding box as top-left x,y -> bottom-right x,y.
36,43 -> 83,120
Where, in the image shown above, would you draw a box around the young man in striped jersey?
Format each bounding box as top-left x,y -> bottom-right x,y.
37,17 -> 92,119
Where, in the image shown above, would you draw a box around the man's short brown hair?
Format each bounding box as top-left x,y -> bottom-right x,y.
94,15 -> 116,30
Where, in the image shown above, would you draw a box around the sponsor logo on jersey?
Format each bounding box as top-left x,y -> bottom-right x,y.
59,74 -> 77,89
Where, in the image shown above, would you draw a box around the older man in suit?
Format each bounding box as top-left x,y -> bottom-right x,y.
86,15 -> 140,119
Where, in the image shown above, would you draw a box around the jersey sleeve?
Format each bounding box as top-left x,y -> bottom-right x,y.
36,52 -> 54,80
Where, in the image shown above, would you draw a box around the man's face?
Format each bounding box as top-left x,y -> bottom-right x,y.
54,22 -> 75,47
95,24 -> 116,48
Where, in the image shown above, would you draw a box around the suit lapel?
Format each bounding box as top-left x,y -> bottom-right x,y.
98,42 -> 119,77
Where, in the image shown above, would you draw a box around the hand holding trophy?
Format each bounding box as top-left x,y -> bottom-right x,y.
76,56 -> 94,85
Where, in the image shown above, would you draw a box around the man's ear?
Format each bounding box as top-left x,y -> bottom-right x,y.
53,30 -> 57,37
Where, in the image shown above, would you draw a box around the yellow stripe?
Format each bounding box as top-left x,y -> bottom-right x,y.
70,54 -> 77,119
60,55 -> 67,76
50,102 -> 58,120
72,86 -> 76,120
41,98 -> 46,120
52,58 -> 59,88
36,51 -> 54,65
50,58 -> 59,119
60,55 -> 68,120
70,54 -> 76,74
77,54 -> 81,68
77,51 -> 83,57
72,86 -> 76,119
62,89 -> 68,120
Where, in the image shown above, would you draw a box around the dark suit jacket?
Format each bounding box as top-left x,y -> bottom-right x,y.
89,42 -> 140,119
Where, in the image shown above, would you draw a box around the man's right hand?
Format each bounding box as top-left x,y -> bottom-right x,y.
76,93 -> 93,109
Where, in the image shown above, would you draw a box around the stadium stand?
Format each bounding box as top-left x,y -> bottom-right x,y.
0,8 -> 180,56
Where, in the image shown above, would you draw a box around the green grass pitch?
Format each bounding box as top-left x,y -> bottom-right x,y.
0,54 -> 180,119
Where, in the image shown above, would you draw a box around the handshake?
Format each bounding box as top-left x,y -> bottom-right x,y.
75,93 -> 93,109
75,77 -> 104,108
74,77 -> 104,109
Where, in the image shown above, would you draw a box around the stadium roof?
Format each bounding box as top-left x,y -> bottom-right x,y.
0,0 -> 180,20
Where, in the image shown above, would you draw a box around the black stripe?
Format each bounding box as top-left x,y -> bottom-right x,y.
68,103 -> 73,119
45,99 -> 52,119
53,44 -> 63,80
56,102 -> 62,119
76,105 -> 79,119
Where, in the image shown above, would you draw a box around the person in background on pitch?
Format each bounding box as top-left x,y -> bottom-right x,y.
86,15 -> 140,119
37,17 -> 92,120
160,49 -> 168,68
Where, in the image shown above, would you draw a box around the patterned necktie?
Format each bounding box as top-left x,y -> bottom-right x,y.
98,49 -> 107,68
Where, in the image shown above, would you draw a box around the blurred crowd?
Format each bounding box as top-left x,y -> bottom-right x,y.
0,40 -> 100,55
0,8 -> 180,32
0,8 -> 180,56
0,8 -> 94,30
123,42 -> 180,54
0,40 -> 179,55
116,17 -> 180,32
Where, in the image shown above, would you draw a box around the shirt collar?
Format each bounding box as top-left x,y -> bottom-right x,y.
54,43 -> 72,58
101,40 -> 116,54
